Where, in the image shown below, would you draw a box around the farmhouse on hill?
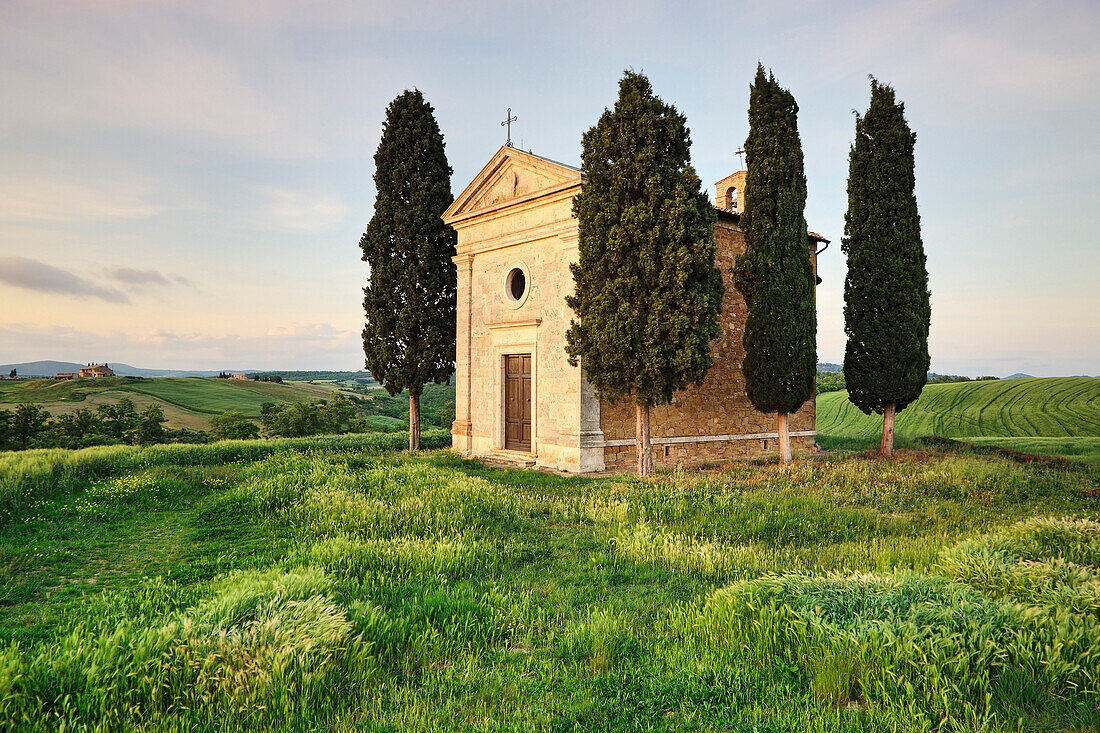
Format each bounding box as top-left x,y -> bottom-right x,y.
76,363 -> 114,378
443,145 -> 826,473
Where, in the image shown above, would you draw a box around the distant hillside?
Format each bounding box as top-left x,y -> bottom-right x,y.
0,376 -> 340,430
817,377 -> 1100,441
0,361 -> 83,377
0,361 -> 376,380
0,360 -> 235,378
0,375 -> 442,433
1005,373 -> 1035,379
817,362 -> 843,373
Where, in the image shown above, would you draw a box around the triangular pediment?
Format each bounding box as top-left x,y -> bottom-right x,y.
444,146 -> 581,223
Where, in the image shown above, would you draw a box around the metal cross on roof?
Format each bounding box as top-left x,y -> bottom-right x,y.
735,147 -> 746,170
501,108 -> 518,147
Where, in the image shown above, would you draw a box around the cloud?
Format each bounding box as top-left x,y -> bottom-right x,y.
106,267 -> 193,289
0,175 -> 161,224
0,257 -> 129,303
249,187 -> 350,234
135,322 -> 357,350
265,323 -> 354,340
0,4 -> 325,159
139,322 -> 362,369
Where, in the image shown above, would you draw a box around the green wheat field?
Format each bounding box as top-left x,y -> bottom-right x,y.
1,430 -> 1098,731
817,377 -> 1100,465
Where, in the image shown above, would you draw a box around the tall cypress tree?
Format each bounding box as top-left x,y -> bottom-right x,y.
361,90 -> 457,450
842,79 -> 930,457
566,71 -> 724,476
732,65 -> 817,465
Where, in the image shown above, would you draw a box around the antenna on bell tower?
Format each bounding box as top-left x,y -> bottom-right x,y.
735,146 -> 746,171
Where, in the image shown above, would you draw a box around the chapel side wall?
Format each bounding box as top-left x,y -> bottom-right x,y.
455,192 -> 586,471
600,220 -> 816,469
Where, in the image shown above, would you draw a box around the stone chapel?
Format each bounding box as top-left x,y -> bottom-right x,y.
442,145 -> 826,473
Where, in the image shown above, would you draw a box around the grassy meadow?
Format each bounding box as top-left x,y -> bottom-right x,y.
1,434 -> 1098,731
818,377 -> 1100,464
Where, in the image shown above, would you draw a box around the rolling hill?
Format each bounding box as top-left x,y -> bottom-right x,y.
817,377 -> 1100,462
0,377 -> 342,430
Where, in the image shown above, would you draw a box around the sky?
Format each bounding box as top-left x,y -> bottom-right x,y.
1,0 -> 1097,376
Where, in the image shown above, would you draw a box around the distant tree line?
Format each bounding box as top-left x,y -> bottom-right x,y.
817,370 -> 998,395
206,386 -> 456,442
0,400 -> 205,451
817,371 -> 847,394
344,382 -> 455,428
208,399 -> 366,442
215,372 -> 283,382
252,371 -> 374,384
928,374 -> 999,384
259,396 -> 357,437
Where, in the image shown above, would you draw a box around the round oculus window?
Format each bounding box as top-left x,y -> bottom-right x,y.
506,267 -> 527,301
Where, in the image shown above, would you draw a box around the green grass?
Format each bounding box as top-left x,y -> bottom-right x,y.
118,378 -> 295,416
0,381 -> 25,396
818,377 -> 1100,452
0,436 -> 1097,731
0,377 -> 121,403
965,436 -> 1100,468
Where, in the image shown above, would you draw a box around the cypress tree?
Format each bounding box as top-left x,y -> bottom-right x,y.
732,65 -> 817,465
361,90 -> 457,450
842,79 -> 930,457
566,71 -> 724,476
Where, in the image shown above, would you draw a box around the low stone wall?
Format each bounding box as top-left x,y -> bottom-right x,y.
603,433 -> 816,470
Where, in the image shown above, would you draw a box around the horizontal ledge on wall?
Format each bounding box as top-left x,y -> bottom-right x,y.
487,319 -> 542,330
600,431 -> 816,448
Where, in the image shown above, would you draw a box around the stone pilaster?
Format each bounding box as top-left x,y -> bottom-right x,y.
452,253 -> 475,455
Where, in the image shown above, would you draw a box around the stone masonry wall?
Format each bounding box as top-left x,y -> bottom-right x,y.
600,218 -> 817,469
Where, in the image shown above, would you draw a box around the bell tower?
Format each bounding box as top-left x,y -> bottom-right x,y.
715,170 -> 747,213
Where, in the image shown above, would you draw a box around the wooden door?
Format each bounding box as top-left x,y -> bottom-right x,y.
504,354 -> 532,451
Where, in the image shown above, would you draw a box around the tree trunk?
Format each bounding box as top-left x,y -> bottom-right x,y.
880,402 -> 895,458
636,403 -> 654,477
777,412 -> 792,465
409,393 -> 421,451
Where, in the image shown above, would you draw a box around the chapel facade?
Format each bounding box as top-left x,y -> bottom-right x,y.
443,146 -> 825,473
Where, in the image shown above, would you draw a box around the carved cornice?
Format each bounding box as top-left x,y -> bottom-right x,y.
487,318 -> 542,330
456,220 -> 577,257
